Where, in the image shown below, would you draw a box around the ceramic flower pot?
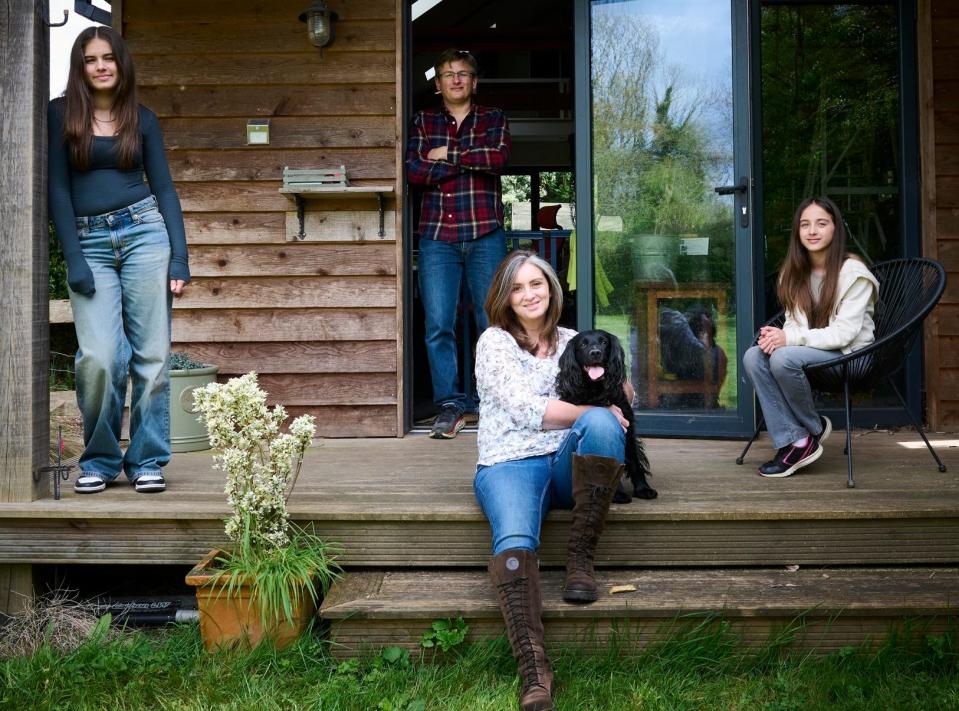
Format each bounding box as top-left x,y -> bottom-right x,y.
170,364 -> 218,452
185,549 -> 316,651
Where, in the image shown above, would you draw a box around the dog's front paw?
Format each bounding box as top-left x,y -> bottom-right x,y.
634,486 -> 658,500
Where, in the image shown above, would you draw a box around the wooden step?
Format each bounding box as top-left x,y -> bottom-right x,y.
320,567 -> 959,658
4,433 -> 956,568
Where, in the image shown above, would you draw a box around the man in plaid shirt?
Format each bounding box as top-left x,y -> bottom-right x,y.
407,49 -> 511,439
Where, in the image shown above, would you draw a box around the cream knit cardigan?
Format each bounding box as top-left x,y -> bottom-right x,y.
782,258 -> 880,354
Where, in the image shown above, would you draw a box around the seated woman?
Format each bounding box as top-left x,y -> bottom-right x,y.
474,250 -> 630,711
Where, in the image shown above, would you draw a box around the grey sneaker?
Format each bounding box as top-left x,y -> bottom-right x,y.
430,404 -> 466,439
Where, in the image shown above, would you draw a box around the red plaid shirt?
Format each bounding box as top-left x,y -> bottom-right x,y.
406,104 -> 511,243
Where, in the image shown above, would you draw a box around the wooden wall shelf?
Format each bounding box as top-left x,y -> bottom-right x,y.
280,185 -> 394,241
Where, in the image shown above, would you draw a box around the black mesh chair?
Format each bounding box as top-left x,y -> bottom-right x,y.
736,257 -> 948,487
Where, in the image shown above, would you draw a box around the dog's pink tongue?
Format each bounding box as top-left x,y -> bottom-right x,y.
586,366 -> 605,381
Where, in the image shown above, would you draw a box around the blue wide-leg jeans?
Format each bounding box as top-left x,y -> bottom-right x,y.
742,344 -> 840,449
68,195 -> 172,482
473,408 -> 626,555
418,229 -> 507,413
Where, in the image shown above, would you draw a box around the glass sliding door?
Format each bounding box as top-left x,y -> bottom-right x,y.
586,0 -> 754,436
758,1 -> 916,417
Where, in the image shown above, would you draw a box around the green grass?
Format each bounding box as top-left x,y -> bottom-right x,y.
1,621 -> 957,710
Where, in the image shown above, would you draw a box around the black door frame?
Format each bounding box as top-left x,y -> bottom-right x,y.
401,0 -> 923,435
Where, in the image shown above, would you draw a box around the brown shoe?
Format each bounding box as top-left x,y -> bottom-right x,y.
563,454 -> 623,603
489,549 -> 555,711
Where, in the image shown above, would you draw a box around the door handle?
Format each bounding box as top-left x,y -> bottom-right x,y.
714,177 -> 750,228
713,177 -> 748,195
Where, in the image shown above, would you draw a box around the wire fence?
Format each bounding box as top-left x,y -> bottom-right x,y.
50,350 -> 76,391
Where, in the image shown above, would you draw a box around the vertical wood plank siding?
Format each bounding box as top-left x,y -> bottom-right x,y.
0,0 -> 49,502
932,2 -> 959,425
122,0 -> 400,436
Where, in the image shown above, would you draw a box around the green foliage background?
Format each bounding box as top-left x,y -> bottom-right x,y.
760,4 -> 901,286
49,224 -> 69,301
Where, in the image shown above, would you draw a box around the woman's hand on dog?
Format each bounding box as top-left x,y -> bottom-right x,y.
605,404 -> 629,431
543,401 -> 628,431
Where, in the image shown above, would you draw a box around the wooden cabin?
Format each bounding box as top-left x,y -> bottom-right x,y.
0,0 -> 957,649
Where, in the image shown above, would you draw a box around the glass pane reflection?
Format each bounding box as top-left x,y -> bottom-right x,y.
590,0 -> 737,413
760,3 -> 901,409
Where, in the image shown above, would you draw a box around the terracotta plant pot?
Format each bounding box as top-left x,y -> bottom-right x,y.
185,549 -> 316,651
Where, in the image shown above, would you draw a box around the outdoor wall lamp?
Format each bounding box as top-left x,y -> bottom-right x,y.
299,1 -> 338,48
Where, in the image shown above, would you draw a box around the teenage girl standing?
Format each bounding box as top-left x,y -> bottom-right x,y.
743,196 -> 878,478
49,27 -> 190,494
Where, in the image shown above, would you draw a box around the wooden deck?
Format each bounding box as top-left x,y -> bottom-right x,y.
0,430 -> 956,567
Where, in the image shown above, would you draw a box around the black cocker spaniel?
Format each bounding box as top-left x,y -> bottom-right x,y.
557,330 -> 657,503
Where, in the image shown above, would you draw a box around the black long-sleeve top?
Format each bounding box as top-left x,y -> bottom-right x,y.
48,98 -> 190,295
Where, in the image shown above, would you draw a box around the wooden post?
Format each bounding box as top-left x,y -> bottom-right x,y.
394,0 -> 405,436
918,0 -> 940,430
0,0 -> 51,610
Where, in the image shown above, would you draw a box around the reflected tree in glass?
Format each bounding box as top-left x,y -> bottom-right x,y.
590,5 -> 737,411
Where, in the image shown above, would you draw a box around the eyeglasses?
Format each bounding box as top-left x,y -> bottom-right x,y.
438,70 -> 475,81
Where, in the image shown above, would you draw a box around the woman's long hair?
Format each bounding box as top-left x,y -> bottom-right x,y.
62,26 -> 139,170
777,196 -> 850,327
485,250 -> 564,355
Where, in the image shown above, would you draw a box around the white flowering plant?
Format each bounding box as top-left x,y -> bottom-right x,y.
192,372 -> 339,625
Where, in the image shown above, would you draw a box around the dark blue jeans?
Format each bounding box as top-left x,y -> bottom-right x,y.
418,229 -> 507,413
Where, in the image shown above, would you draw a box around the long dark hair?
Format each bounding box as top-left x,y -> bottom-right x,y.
485,250 -> 564,355
777,196 -> 856,328
63,26 -> 139,170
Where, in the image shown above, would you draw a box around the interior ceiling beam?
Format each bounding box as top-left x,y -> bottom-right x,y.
415,0 -> 568,32
413,38 -> 572,52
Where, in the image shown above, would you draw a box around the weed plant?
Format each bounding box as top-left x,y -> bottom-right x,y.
1,617 -> 956,710
0,592 -> 117,658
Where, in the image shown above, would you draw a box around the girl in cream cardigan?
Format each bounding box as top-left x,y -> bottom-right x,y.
743,196 -> 879,478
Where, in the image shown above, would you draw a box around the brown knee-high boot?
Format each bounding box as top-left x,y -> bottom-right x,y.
563,454 -> 623,603
488,549 -> 554,711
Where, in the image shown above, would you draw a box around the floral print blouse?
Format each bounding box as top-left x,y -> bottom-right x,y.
475,326 -> 577,466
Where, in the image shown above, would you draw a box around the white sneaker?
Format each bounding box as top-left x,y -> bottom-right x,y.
74,475 -> 106,494
133,473 -> 166,493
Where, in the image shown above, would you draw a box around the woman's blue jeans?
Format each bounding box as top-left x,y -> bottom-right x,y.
68,195 -> 172,481
742,344 -> 840,449
418,229 -> 507,413
473,408 -> 626,555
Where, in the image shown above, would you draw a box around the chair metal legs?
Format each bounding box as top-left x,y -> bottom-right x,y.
737,373 -> 948,482
843,372 -> 854,488
888,378 -> 948,473
736,416 -> 764,465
